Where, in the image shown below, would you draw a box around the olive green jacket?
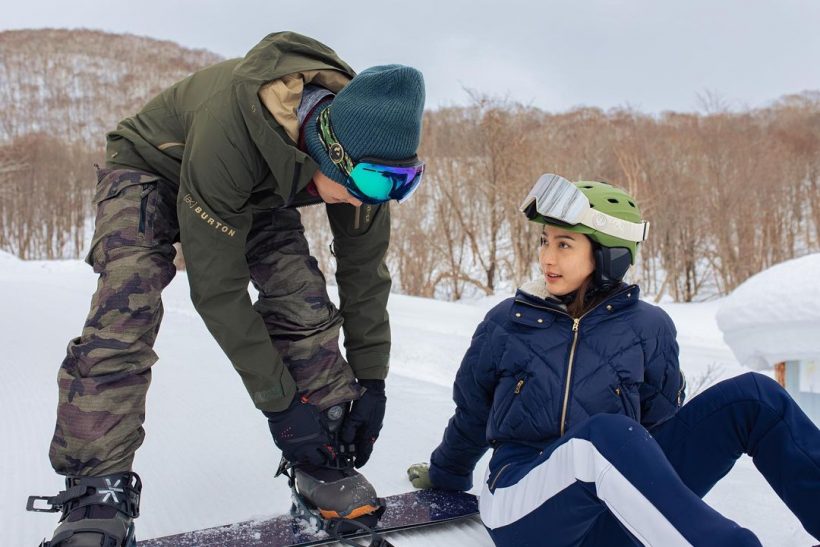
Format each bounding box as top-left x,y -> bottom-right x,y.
105,32 -> 391,412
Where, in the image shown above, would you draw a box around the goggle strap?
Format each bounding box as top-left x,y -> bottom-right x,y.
578,208 -> 649,243
317,108 -> 355,178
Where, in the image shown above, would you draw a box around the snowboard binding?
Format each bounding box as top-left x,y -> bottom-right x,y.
27,472 -> 141,547
276,457 -> 391,547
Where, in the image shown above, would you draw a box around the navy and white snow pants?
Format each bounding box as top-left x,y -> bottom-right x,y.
480,372 -> 820,546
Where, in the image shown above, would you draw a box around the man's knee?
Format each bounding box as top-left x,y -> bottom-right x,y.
257,295 -> 340,335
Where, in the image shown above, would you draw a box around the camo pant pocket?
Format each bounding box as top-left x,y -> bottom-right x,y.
86,169 -> 164,269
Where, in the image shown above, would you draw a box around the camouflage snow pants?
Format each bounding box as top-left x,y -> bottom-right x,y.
50,167 -> 358,477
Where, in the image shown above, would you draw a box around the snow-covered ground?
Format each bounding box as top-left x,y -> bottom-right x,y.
1,252 -> 815,546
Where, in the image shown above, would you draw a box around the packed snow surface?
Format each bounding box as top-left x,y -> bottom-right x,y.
1,252 -> 814,546
717,252 -> 820,369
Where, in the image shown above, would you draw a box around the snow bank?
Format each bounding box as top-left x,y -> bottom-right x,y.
716,253 -> 820,369
0,249 -> 21,263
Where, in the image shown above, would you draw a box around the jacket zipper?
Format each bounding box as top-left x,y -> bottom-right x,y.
614,384 -> 635,419
559,318 -> 581,436
352,204 -> 372,231
138,184 -> 152,236
515,287 -> 634,437
489,462 -> 513,490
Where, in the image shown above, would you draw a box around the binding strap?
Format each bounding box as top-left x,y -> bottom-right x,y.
326,516 -> 394,547
27,472 -> 141,520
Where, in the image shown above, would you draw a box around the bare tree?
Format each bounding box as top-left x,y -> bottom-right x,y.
2,30 -> 818,304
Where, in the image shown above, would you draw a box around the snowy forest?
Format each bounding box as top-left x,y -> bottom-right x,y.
1,28 -> 818,302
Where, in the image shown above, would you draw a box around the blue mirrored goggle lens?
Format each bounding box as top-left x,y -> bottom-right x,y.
348,162 -> 424,204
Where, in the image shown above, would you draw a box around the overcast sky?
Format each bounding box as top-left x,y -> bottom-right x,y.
3,0 -> 819,113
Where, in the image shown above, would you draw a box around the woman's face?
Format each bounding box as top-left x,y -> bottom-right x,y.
538,225 -> 595,296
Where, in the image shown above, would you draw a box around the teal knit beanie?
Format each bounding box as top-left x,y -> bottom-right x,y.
305,64 -> 425,187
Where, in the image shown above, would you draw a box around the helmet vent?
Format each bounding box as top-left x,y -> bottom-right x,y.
628,200 -> 635,207
607,198 -> 619,204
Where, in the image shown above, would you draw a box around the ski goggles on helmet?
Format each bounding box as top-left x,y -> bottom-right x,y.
520,174 -> 649,243
317,107 -> 425,205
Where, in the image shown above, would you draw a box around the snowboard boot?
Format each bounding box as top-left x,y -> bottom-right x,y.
294,464 -> 384,527
27,471 -> 141,547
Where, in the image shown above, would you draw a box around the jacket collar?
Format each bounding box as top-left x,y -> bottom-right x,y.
517,279 -> 566,310
515,279 -> 641,317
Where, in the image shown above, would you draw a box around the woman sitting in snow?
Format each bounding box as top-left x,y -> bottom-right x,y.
407,174 -> 820,546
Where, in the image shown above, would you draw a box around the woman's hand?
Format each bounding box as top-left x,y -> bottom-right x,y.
407,462 -> 435,489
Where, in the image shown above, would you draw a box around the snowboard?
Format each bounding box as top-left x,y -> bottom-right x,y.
137,489 -> 479,546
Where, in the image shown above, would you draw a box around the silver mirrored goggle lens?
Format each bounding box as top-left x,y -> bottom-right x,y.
519,174 -> 589,224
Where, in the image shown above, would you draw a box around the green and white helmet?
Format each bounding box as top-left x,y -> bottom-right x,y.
520,175 -> 649,286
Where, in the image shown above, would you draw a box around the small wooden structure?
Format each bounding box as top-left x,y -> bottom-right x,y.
780,360 -> 820,425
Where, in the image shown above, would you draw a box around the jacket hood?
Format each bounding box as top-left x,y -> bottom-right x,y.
233,32 -> 355,84
233,32 -> 357,198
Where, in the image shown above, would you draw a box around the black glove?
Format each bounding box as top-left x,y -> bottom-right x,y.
340,379 -> 386,468
264,394 -> 336,467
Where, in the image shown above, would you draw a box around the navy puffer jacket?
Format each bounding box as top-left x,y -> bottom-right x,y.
429,281 -> 685,491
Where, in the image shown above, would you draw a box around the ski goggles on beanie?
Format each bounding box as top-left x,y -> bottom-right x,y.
520,173 -> 649,243
317,107 -> 425,205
